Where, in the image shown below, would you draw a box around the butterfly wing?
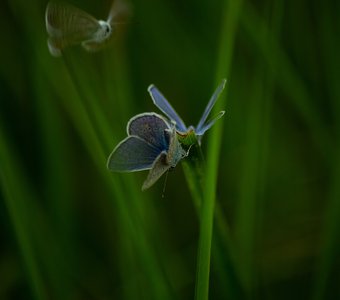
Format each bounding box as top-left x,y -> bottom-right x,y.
195,79 -> 226,134
148,85 -> 187,132
195,111 -> 225,137
127,113 -> 170,151
107,0 -> 131,25
107,136 -> 161,172
46,1 -> 101,53
142,152 -> 170,190
81,39 -> 110,52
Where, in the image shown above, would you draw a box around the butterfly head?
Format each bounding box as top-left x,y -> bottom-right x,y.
97,20 -> 113,41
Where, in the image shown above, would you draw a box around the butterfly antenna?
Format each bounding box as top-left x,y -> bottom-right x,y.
111,21 -> 128,24
161,169 -> 170,198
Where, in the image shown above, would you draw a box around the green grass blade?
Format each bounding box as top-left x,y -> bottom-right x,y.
312,156 -> 340,300
183,144 -> 242,299
194,1 -> 244,299
38,46 -> 174,298
312,2 -> 340,299
241,2 -> 333,163
0,125 -> 46,300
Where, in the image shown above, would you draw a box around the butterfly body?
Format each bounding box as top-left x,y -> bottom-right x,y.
177,128 -> 198,146
81,20 -> 113,51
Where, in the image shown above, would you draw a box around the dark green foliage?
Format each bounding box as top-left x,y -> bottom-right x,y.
0,0 -> 339,299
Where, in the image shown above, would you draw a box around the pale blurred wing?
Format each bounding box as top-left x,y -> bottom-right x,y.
148,85 -> 187,132
107,136 -> 161,172
195,111 -> 225,136
142,152 -> 169,190
127,113 -> 169,150
47,38 -> 62,57
81,39 -> 111,52
108,0 -> 131,24
46,1 -> 100,46
196,79 -> 227,133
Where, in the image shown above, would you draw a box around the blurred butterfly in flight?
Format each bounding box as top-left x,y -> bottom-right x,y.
148,79 -> 227,145
45,0 -> 130,56
107,113 -> 187,190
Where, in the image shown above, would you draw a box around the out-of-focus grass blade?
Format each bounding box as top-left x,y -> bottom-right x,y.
313,156 -> 340,300
235,68 -> 266,292
7,0 -> 176,296
241,2 -> 333,164
254,1 -> 285,294
235,0 -> 285,293
43,65 -> 173,298
0,125 -> 46,300
39,48 -> 174,299
312,2 -> 340,299
194,1 -> 244,299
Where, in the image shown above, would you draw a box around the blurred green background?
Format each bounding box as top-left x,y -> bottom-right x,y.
0,0 -> 340,299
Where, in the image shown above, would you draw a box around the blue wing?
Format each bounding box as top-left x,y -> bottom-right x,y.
148,85 -> 187,132
195,79 -> 226,133
127,113 -> 169,151
195,111 -> 225,136
107,136 -> 161,172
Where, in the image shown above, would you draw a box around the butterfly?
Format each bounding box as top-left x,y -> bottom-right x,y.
107,113 -> 187,190
148,79 -> 227,145
45,0 -> 130,56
